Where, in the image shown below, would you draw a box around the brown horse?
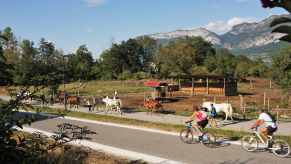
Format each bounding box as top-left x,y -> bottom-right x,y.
67,96 -> 80,109
56,91 -> 67,104
144,99 -> 162,114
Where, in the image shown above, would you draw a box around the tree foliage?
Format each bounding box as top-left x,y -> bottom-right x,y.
272,46 -> 291,91
155,37 -> 215,77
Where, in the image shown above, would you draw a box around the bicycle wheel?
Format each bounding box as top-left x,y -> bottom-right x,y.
241,135 -> 258,152
272,139 -> 290,158
180,128 -> 194,144
201,132 -> 216,148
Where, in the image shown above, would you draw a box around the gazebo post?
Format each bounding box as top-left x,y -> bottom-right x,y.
191,78 -> 194,96
206,77 -> 209,95
223,78 -> 226,96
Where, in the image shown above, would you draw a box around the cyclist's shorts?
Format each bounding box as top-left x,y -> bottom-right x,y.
266,126 -> 277,135
197,119 -> 208,129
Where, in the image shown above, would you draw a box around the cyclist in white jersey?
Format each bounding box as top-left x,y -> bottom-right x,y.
251,109 -> 277,141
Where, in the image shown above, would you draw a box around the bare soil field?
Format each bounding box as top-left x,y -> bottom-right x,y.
120,78 -> 286,115
0,78 -> 287,115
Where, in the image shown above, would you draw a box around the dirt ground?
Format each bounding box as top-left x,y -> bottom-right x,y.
0,78 -> 287,114
120,78 -> 286,114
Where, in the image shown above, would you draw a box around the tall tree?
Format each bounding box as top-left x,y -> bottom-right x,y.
13,40 -> 37,85
155,36 -> 215,77
99,39 -> 145,79
212,49 -> 237,77
69,45 -> 94,80
1,27 -> 18,65
0,34 -> 11,85
135,36 -> 158,72
272,46 -> 291,91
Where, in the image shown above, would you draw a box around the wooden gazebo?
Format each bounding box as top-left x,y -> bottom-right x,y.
173,75 -> 237,96
144,81 -> 168,100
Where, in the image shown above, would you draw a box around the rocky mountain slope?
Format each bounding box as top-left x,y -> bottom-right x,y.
147,14 -> 290,57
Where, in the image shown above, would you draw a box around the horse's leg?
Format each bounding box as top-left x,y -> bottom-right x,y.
224,111 -> 228,121
229,106 -> 234,121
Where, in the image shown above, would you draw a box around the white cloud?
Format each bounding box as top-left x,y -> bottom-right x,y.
205,17 -> 256,34
84,0 -> 106,7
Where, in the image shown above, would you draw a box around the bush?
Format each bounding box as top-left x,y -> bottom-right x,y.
117,71 -> 132,80
132,71 -> 151,80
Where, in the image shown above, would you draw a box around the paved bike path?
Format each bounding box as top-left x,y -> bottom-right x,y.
25,116 -> 291,164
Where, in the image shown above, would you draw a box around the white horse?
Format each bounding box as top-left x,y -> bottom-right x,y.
102,96 -> 122,114
202,102 -> 233,121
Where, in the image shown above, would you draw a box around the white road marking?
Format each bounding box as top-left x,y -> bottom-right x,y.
18,126 -> 184,164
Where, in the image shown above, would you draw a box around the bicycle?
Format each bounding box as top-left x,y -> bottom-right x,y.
180,120 -> 216,147
241,127 -> 290,158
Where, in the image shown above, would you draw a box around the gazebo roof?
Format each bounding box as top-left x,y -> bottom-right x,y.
144,81 -> 168,87
170,75 -> 236,80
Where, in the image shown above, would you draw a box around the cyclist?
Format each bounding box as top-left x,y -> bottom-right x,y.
187,105 -> 208,140
251,109 -> 277,145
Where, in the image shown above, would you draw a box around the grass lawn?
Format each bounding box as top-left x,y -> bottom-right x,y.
59,80 -> 151,96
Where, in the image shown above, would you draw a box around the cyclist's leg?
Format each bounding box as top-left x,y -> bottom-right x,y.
266,126 -> 277,148
193,124 -> 203,136
260,128 -> 268,142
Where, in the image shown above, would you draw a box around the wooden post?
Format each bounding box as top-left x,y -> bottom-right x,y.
240,95 -> 244,112
268,97 -> 270,111
178,79 -> 181,89
269,80 -> 272,89
223,78 -> 226,96
206,77 -> 209,95
191,78 -> 194,96
263,92 -> 266,108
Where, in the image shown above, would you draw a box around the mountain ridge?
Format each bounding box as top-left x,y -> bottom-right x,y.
145,14 -> 291,58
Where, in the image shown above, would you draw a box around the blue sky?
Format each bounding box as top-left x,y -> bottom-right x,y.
0,0 -> 287,58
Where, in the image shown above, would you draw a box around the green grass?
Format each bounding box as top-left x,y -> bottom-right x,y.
30,106 -> 291,145
59,80 -> 151,96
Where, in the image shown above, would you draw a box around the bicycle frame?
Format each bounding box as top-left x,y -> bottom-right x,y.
251,128 -> 276,149
185,121 -> 203,136
252,130 -> 267,145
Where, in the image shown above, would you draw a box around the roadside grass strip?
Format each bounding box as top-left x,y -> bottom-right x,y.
18,126 -> 184,164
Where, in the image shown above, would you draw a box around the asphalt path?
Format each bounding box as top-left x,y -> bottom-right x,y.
25,115 -> 291,164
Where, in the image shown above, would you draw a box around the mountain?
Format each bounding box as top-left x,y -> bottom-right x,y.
221,15 -> 285,50
148,28 -> 223,45
146,14 -> 291,59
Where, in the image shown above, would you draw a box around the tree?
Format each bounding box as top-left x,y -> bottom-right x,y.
272,46 -> 291,91
0,34 -> 11,85
135,36 -> 158,72
1,27 -> 18,65
13,40 -> 37,85
99,39 -> 145,79
260,0 -> 291,13
155,36 -> 215,77
69,45 -> 94,80
209,49 -> 237,77
248,58 -> 269,77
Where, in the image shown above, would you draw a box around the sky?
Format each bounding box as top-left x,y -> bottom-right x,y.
0,0 -> 287,58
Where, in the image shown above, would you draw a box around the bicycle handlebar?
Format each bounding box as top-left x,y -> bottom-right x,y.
250,127 -> 258,131
185,120 -> 194,124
